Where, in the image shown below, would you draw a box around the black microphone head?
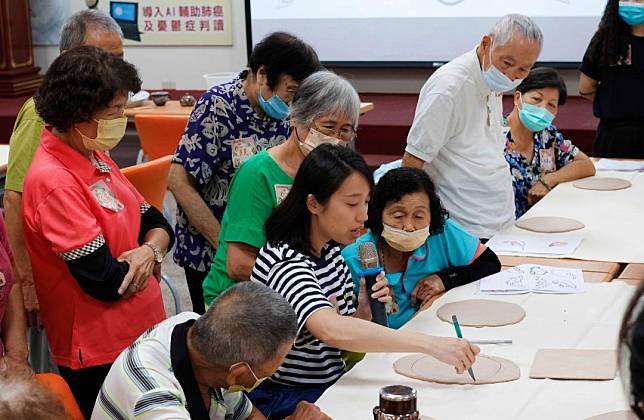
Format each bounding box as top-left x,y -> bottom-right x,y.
358,242 -> 379,269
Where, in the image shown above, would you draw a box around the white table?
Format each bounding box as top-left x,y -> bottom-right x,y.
316,281 -> 635,420
496,171 -> 644,264
0,144 -> 9,172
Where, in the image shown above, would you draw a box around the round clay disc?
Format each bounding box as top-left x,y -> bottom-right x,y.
436,299 -> 525,327
573,177 -> 632,191
394,354 -> 520,385
586,411 -> 638,420
515,216 -> 585,233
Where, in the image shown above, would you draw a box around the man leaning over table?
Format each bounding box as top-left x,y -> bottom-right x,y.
402,14 -> 542,241
3,10 -> 124,367
93,282 -> 330,420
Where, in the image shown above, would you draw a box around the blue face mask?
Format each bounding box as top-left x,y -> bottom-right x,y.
518,96 -> 555,132
481,46 -> 523,92
619,2 -> 644,26
258,87 -> 290,120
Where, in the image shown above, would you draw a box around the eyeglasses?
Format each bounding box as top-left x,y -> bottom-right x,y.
314,124 -> 357,142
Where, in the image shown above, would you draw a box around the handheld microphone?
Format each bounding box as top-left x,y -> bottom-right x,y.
358,242 -> 388,327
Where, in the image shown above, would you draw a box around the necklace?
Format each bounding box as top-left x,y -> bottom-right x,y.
378,241 -> 407,274
378,240 -> 413,297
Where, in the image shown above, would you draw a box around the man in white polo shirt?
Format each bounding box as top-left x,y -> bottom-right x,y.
403,14 -> 543,239
92,282 -> 330,420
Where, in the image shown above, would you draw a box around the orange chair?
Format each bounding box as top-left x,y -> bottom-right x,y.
134,114 -> 188,162
36,373 -> 84,420
121,155 -> 182,314
121,155 -> 172,210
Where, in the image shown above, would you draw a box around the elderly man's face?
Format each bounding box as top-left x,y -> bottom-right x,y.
253,341 -> 293,380
84,30 -> 124,59
482,35 -> 540,82
226,340 -> 292,390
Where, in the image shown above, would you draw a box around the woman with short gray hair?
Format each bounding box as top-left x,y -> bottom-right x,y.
201,71 -> 360,304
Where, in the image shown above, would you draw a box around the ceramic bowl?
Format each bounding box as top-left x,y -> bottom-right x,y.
150,91 -> 169,106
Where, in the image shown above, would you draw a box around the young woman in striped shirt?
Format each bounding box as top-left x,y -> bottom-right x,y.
249,144 -> 480,419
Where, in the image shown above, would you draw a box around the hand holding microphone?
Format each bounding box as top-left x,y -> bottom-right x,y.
358,242 -> 390,326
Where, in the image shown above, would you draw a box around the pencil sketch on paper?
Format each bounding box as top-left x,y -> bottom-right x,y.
548,241 -> 570,248
502,240 -> 527,252
529,266 -> 548,276
506,275 -> 528,289
480,264 -> 585,294
487,234 -> 583,256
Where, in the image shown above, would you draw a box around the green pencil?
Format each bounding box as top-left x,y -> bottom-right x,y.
451,315 -> 476,382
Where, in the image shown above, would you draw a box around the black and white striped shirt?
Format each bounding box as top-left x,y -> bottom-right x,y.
251,242 -> 356,386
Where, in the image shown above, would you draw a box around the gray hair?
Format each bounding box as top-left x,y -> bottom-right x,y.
0,375 -> 68,419
489,14 -> 543,50
290,71 -> 361,128
191,282 -> 298,368
59,9 -> 123,52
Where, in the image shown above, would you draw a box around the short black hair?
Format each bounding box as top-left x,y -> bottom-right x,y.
35,45 -> 141,132
367,167 -> 448,237
265,144 -> 373,255
516,67 -> 567,106
248,31 -> 320,88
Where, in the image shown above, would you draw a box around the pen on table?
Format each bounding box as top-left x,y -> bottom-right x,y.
451,314 -> 476,382
469,339 -> 513,345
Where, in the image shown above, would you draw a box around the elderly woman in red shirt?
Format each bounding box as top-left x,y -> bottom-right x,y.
22,46 -> 172,418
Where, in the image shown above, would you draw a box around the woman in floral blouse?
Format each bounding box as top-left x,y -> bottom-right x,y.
505,67 -> 595,218
168,32 -> 320,314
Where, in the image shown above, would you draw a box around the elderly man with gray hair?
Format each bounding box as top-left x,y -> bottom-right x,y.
4,9 -> 124,371
402,14 -> 543,240
93,282 -> 330,420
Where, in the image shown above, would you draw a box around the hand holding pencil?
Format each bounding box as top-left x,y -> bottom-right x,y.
452,315 -> 477,381
424,324 -> 480,375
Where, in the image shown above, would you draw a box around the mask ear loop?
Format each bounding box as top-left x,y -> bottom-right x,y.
294,126 -> 303,143
484,37 -> 495,72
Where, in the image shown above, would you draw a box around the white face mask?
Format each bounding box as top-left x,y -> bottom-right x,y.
481,45 -> 523,93
298,127 -> 342,156
381,224 -> 430,252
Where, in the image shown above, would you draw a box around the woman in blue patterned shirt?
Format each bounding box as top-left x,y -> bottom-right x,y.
504,67 -> 595,218
168,32 -> 320,314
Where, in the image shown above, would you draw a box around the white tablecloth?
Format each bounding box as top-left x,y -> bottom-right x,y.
495,171 -> 644,264
316,281 -> 635,420
0,144 -> 9,168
